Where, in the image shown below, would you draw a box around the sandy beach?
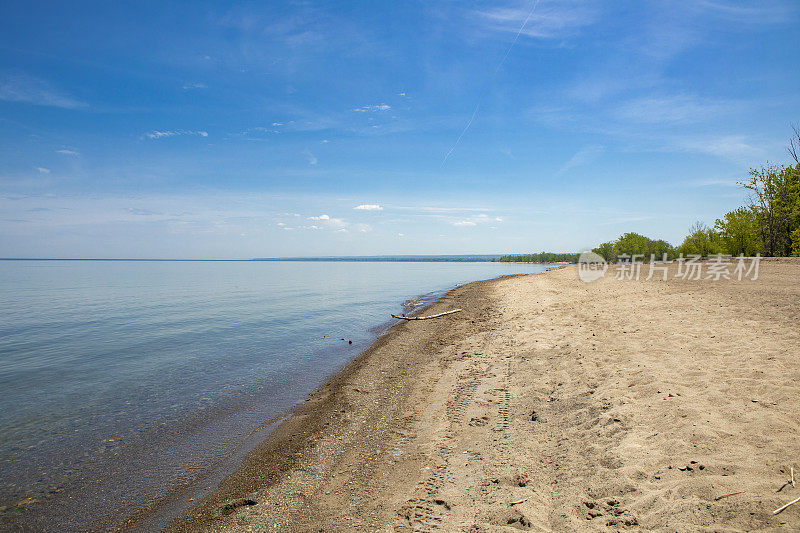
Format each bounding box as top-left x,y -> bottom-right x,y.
167,261 -> 800,531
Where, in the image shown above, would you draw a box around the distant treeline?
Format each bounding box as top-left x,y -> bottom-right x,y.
592,233 -> 677,261
593,127 -> 800,260
494,252 -> 580,263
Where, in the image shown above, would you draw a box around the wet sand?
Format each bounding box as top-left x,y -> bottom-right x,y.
165,261 -> 800,531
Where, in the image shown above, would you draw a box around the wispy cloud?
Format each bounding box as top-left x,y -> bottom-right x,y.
452,213 -> 503,227
694,0 -> 798,24
353,204 -> 383,211
475,0 -> 600,40
0,74 -> 87,109
353,104 -> 391,112
303,149 -> 318,165
181,83 -> 207,90
673,134 -> 763,162
596,215 -> 653,226
144,130 -> 208,140
392,205 -> 492,214
556,145 -> 605,177
304,213 -> 360,232
127,207 -> 161,216
36,167 -> 50,174
613,94 -> 735,125
55,149 -> 80,155
680,176 -> 742,188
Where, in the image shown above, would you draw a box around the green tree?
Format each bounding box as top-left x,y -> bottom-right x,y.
590,233 -> 676,261
591,241 -> 615,261
714,207 -> 762,256
678,222 -> 724,257
614,232 -> 677,260
741,163 -> 799,256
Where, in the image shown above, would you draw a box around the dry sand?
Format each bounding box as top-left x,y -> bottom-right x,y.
167,261 -> 800,532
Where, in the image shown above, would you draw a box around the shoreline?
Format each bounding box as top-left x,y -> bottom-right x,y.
123,272 -> 528,532
148,263 -> 800,530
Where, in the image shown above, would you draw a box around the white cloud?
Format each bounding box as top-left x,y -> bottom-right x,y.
353,204 -> 383,211
353,104 -> 391,112
36,167 -> 50,174
181,83 -> 207,90
0,74 -> 87,109
144,130 -> 209,140
303,149 -> 318,165
55,149 -> 79,155
451,213 -> 504,227
305,213 -> 350,230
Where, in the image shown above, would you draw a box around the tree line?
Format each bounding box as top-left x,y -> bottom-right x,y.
494,252 -> 580,263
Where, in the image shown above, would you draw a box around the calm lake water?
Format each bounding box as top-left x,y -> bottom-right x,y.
0,260 -> 553,531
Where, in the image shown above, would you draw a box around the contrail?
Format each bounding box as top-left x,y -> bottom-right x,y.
443,0 -> 540,164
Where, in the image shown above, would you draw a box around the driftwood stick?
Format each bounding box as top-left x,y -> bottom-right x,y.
792,466 -> 795,487
714,491 -> 745,501
773,495 -> 800,515
391,309 -> 463,320
509,498 -> 529,506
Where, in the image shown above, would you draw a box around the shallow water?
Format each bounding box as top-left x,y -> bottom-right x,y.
0,260 -> 553,530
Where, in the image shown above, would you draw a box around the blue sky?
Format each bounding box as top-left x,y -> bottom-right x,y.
0,0 -> 798,258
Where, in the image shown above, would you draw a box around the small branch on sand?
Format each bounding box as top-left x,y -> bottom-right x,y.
778,466 -> 796,492
773,495 -> 800,515
391,309 -> 462,320
509,498 -> 529,506
714,491 -> 745,501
